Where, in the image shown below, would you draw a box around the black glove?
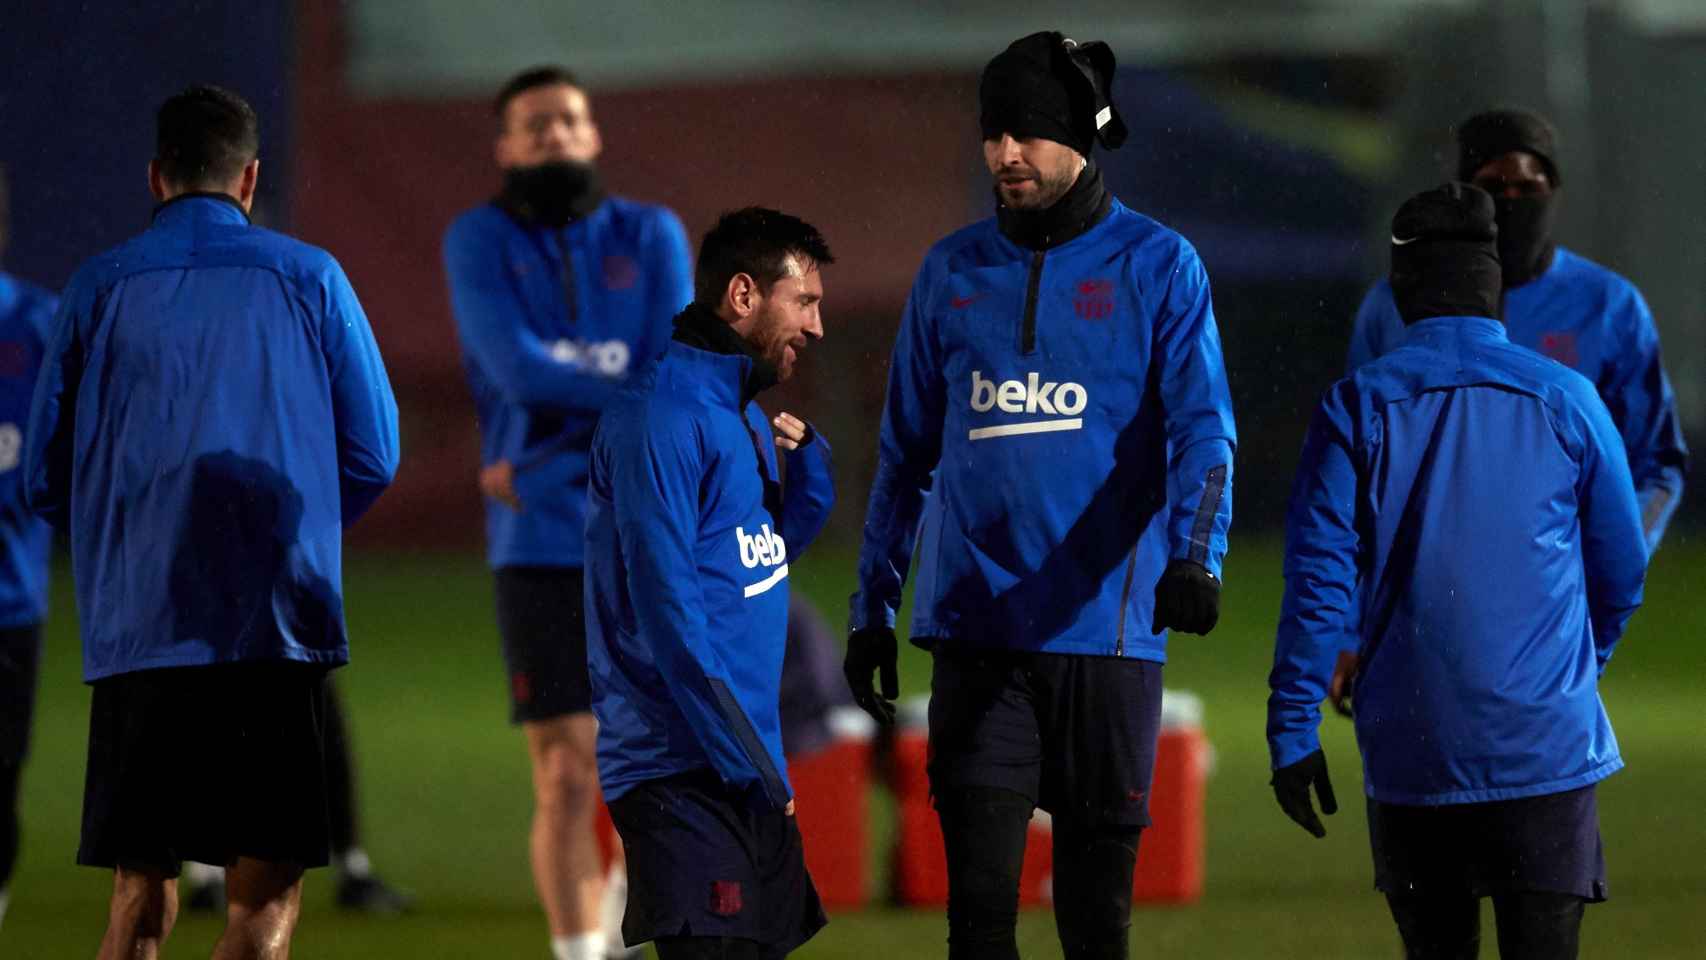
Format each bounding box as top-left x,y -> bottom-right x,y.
1151,559 -> 1220,635
844,626 -> 898,726
1271,749 -> 1338,839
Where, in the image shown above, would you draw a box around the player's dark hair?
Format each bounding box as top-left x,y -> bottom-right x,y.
154,85 -> 259,190
494,66 -> 584,123
694,207 -> 835,306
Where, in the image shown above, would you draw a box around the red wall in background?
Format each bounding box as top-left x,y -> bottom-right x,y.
293,0 -> 979,547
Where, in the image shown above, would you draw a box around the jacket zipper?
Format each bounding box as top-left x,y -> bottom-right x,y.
560,228 -> 579,326
1019,251 -> 1044,354
1114,544 -> 1138,656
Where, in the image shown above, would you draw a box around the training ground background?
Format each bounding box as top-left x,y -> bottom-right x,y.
3,536 -> 1701,959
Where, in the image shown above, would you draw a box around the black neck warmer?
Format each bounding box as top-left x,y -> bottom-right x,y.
996,159 -> 1112,251
1494,195 -> 1558,287
152,191 -> 250,223
671,302 -> 778,405
497,160 -> 606,228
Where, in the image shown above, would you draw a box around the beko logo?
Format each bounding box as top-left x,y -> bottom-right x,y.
968,370 -> 1086,440
736,524 -> 789,598
548,338 -> 631,376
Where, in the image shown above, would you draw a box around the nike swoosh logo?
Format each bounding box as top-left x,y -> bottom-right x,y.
1390,234 -> 1420,246
950,293 -> 986,308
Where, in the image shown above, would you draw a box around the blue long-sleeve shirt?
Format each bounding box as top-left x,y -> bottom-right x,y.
850,200 -> 1236,660
25,195 -> 400,681
1348,248 -> 1686,553
585,336 -> 832,809
443,197 -> 693,569
0,273 -> 55,628
1271,315 -> 1646,805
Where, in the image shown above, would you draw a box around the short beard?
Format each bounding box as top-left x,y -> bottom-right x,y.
998,162 -> 1081,211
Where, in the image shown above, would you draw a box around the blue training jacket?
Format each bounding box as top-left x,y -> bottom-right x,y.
1349,248 -> 1686,553
444,197 -> 693,570
25,195 -> 400,681
0,273 -> 55,628
1270,316 -> 1646,805
850,199 -> 1236,660
585,336 -> 834,809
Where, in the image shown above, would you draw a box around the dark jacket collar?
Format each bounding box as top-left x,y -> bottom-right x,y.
151,192 -> 251,226
995,159 -> 1113,251
670,302 -> 778,406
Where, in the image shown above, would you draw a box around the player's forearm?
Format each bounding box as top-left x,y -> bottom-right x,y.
779,434 -> 834,557
849,456 -> 930,630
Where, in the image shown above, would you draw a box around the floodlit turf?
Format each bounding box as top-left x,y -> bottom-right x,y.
6,535 -> 1704,957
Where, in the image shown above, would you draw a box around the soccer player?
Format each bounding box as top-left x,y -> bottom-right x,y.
1268,184 -> 1646,960
24,85 -> 399,960
585,207 -> 835,959
0,167 -> 55,934
1346,109 -> 1686,553
442,65 -> 693,960
846,31 -> 1237,960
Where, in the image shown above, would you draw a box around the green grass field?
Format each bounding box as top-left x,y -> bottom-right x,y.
5,535 -> 1703,958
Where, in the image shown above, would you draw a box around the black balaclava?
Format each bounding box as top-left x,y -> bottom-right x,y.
1457,109 -> 1560,286
498,159 -> 605,228
980,31 -> 1126,249
1388,182 -> 1502,325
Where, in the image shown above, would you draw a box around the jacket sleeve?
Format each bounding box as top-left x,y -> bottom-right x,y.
610,412 -> 791,809
443,217 -> 625,415
1570,388 -> 1647,671
321,262 -> 400,526
649,209 -> 695,332
1344,281 -> 1400,373
1267,385 -> 1361,769
780,427 -> 834,561
850,264 -> 946,632
1598,289 -> 1686,554
23,287 -> 82,532
1152,246 -> 1236,578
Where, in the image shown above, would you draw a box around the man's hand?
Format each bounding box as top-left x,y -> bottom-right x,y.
1329,650 -> 1359,718
784,798 -> 797,817
843,626 -> 899,726
1271,749 -> 1338,838
479,459 -> 521,510
1151,559 -> 1220,635
772,412 -> 814,451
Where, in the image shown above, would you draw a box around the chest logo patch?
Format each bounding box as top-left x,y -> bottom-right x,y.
603,255 -> 639,291
968,370 -> 1087,441
1538,331 -> 1579,367
1074,279 -> 1116,320
736,523 -> 789,598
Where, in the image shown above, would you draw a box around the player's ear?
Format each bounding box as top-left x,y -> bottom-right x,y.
726,272 -> 760,320
236,159 -> 260,212
147,160 -> 168,202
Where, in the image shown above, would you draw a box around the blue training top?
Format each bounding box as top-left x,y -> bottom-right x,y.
0,272 -> 55,628
1270,315 -> 1646,805
26,195 -> 400,681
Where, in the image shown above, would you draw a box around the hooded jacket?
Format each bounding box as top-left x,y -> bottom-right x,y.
1273,316 -> 1645,804
24,196 -> 399,680
850,179 -> 1235,660
0,272 -> 55,628
443,195 -> 693,569
584,307 -> 833,809
1349,249 -> 1686,552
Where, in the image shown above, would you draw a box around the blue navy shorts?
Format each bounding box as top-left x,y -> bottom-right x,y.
1369,784 -> 1606,901
607,770 -> 826,955
926,646 -> 1164,827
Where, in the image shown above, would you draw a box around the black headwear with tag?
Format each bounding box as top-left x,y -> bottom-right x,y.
1458,109 -> 1560,286
979,31 -> 1128,156
1388,182 -> 1502,325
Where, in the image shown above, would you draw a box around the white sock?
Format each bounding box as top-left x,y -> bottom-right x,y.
184,861 -> 225,887
601,863 -> 642,957
338,847 -> 373,879
551,931 -> 606,960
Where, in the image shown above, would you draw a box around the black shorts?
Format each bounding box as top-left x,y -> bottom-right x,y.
927,646 -> 1163,827
494,566 -> 591,723
608,770 -> 827,955
78,661 -> 333,875
1368,784 -> 1606,901
0,623 -> 44,763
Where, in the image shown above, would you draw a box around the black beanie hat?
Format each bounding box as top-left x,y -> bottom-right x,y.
980,31 -> 1127,155
1389,182 -> 1503,325
1458,109 -> 1561,186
